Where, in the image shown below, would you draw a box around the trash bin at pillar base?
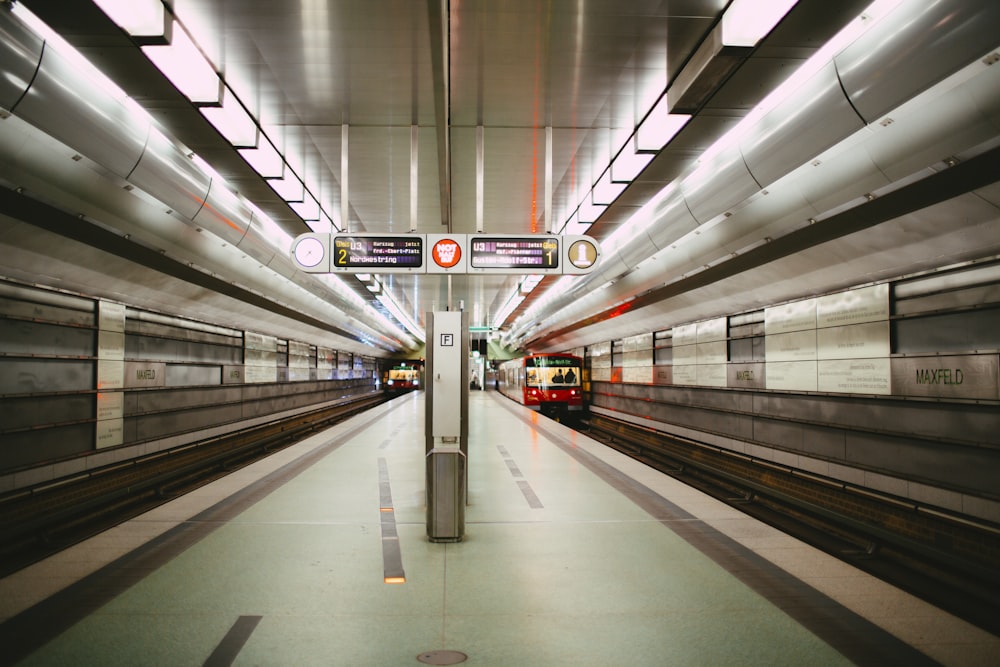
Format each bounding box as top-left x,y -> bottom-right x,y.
426,448 -> 465,543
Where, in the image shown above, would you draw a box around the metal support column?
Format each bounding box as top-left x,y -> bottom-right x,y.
424,310 -> 469,542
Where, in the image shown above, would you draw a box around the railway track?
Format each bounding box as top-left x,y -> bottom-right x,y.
581,413 -> 1000,637
0,393 -> 391,578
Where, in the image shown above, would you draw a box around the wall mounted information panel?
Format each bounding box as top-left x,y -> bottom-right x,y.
291,232 -> 601,275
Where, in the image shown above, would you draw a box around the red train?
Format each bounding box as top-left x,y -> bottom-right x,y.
497,353 -> 583,419
385,361 -> 421,391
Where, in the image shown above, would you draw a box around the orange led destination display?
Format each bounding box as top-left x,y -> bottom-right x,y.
333,236 -> 423,269
469,237 -> 559,270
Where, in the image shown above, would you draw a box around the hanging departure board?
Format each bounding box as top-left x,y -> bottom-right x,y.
291,232 -> 600,275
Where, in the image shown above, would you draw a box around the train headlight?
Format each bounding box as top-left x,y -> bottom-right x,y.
387,380 -> 394,386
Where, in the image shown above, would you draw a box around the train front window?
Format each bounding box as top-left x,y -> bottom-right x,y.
525,358 -> 580,387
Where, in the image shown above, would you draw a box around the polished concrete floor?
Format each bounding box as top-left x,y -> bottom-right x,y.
1,390 -> 996,666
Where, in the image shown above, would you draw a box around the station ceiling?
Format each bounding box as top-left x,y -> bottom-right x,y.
3,0 -> 1000,356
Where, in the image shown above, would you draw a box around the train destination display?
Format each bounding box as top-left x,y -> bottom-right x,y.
470,237 -> 559,270
333,236 -> 423,269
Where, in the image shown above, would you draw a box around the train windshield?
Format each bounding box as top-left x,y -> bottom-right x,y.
388,368 -> 418,383
524,356 -> 580,387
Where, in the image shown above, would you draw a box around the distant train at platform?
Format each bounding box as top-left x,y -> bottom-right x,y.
384,361 -> 422,392
497,353 -> 583,419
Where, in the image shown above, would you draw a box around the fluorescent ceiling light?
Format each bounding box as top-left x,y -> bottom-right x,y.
290,191 -> 320,220
578,197 -> 607,224
142,26 -> 220,103
722,0 -> 799,47
637,97 -> 691,151
200,88 -> 258,148
268,173 -> 304,202
592,169 -> 628,205
238,138 -> 284,178
311,210 -> 336,234
610,143 -> 654,182
93,0 -> 168,40
564,212 -> 591,237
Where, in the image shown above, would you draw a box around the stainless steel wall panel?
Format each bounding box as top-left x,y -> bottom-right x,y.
728,361 -> 764,387
0,394 -> 93,432
740,62 -> 864,187
128,386 -> 243,415
0,281 -> 94,320
844,431 -> 997,497
0,425 -> 92,469
893,284 -> 1000,316
893,308 -> 1000,355
0,297 -> 94,326
892,354 -> 999,401
0,10 -> 43,112
166,364 -> 222,387
130,404 -> 245,442
0,319 -> 94,356
127,335 -> 241,365
0,358 -> 93,394
14,45 -> 149,178
123,361 -> 165,388
126,318 -> 243,348
835,0 -> 1000,124
126,127 -> 212,221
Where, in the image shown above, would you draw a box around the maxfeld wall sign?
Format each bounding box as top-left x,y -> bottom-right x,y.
290,233 -> 601,276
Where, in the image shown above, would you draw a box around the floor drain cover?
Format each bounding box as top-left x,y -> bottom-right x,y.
417,649 -> 468,665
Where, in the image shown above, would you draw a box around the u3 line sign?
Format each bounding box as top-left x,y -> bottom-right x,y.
290,233 -> 601,275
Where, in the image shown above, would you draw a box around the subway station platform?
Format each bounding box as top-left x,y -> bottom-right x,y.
1,390 -> 996,666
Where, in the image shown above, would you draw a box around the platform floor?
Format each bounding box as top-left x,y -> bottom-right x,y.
1,390 -> 997,666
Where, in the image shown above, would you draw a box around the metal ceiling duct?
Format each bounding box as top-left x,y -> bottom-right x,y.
511,0 -> 1000,348
0,6 -> 415,353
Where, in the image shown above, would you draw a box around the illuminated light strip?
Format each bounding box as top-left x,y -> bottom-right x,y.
142,24 -> 221,104
92,0 -> 168,40
378,458 -> 406,584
